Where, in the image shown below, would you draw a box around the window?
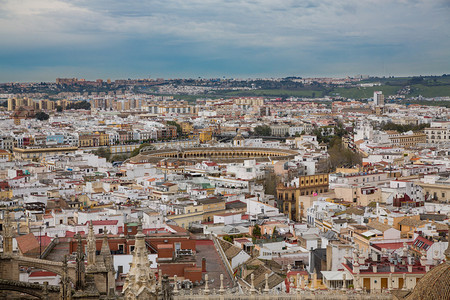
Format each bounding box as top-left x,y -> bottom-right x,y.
99,228 -> 103,234
129,245 -> 135,252
118,244 -> 124,253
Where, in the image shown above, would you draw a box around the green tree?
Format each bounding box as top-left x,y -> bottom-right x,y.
334,121 -> 347,138
271,227 -> 278,240
111,154 -> 129,162
35,111 -> 49,121
327,137 -> 362,170
167,121 -> 182,136
223,236 -> 233,243
92,147 -> 111,161
66,100 -> 91,110
130,143 -> 154,157
253,125 -> 271,136
252,225 -> 262,238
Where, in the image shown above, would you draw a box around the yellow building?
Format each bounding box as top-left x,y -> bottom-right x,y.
277,174 -> 329,221
0,189 -> 13,200
197,197 -> 226,222
8,97 -> 35,111
38,99 -> 55,111
180,121 -> 193,135
395,216 -> 426,238
334,186 -> 381,206
95,131 -> 110,146
417,180 -> 450,202
0,150 -> 13,161
199,129 -> 213,143
166,203 -> 204,229
78,133 -> 101,147
56,99 -> 70,109
388,132 -> 427,148
13,146 -> 78,161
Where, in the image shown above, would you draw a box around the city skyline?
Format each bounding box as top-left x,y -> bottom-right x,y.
0,0 -> 449,82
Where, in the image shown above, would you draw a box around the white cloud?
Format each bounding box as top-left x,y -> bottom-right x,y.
0,0 -> 447,49
0,0 -> 448,79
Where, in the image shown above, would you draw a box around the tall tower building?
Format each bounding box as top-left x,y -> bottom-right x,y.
373,91 -> 384,106
7,98 -> 16,111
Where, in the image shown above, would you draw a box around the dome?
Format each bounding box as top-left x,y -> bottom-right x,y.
404,261 -> 450,300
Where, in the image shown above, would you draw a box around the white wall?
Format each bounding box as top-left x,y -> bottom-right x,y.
230,250 -> 250,269
113,254 -> 158,275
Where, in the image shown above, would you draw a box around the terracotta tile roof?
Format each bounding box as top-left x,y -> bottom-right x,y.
29,271 -> 58,277
398,218 -> 427,227
218,238 -> 242,260
367,220 -> 392,232
86,220 -> 118,226
16,233 -> 39,254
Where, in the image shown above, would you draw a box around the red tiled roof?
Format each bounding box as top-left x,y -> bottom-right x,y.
29,271 -> 58,277
16,233 -> 39,254
36,235 -> 53,248
86,220 -> 118,226
167,225 -> 189,234
372,242 -> 413,250
413,236 -> 434,249
65,231 -> 85,237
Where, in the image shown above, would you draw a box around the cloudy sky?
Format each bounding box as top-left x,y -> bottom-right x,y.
0,0 -> 449,81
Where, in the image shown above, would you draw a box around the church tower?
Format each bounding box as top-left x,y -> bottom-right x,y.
233,130 -> 245,147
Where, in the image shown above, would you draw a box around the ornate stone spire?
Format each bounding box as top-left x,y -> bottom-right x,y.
99,226 -> 116,297
2,210 -> 13,255
75,234 -> 86,291
123,218 -> 156,299
100,227 -> 112,258
87,221 -> 96,266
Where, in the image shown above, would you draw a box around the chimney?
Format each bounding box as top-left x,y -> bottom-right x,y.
202,257 -> 206,272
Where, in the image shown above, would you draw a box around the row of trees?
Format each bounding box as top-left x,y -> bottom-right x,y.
380,122 -> 430,133
65,100 -> 91,110
92,147 -> 129,163
253,125 -> 271,136
327,137 -> 362,170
